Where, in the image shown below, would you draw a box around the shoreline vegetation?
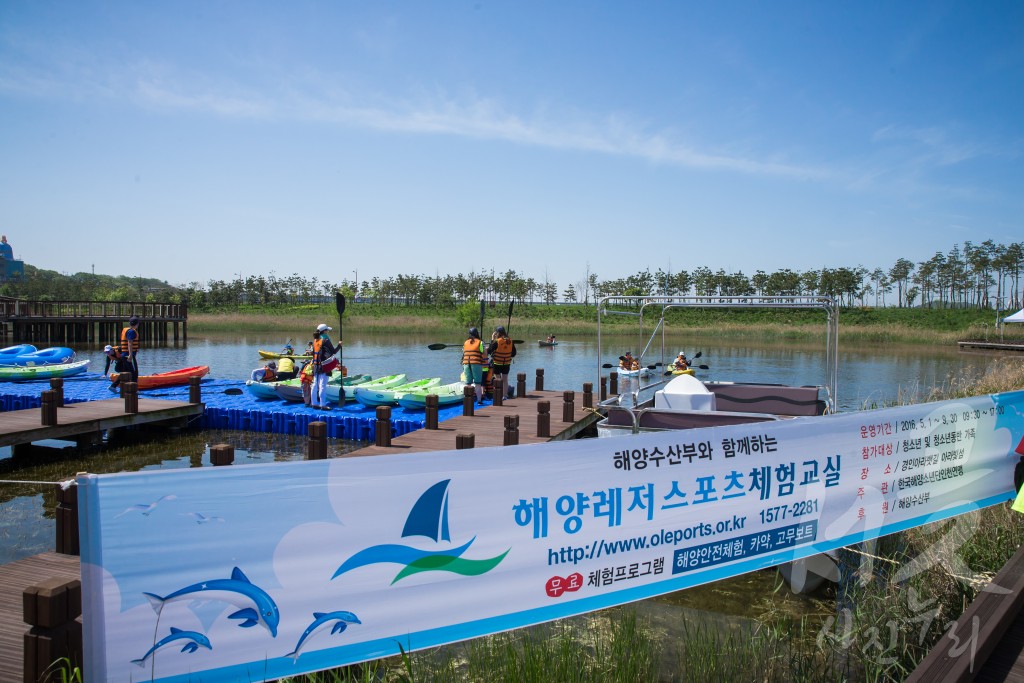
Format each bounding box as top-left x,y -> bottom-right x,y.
188,303 -> 1024,346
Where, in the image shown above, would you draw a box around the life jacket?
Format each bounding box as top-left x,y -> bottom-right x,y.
120,326 -> 140,354
675,358 -> 688,370
300,362 -> 314,384
312,337 -> 339,374
277,357 -> 295,374
462,339 -> 485,364
619,357 -> 633,370
263,367 -> 277,382
492,337 -> 514,366
481,364 -> 493,397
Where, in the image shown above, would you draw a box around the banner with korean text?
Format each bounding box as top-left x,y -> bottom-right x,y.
79,390 -> 1024,682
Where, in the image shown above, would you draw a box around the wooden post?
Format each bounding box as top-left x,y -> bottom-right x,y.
463,385 -> 475,416
307,421 -> 327,460
55,485 -> 79,556
562,390 -> 575,423
600,376 -> 607,402
118,372 -> 131,397
503,414 -> 520,446
49,378 -> 64,408
517,372 -> 527,398
456,433 -> 476,450
123,381 -> 138,414
610,371 -> 618,396
210,443 -> 235,466
375,406 -> 392,447
41,390 -> 57,426
23,577 -> 82,683
425,394 -> 439,430
493,378 -> 503,407
189,376 -> 202,404
537,400 -> 551,438
583,383 -> 593,408
535,368 -> 544,391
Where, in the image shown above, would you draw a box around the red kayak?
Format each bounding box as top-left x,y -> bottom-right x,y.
136,366 -> 210,390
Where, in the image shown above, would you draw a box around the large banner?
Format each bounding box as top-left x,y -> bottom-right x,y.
79,390 -> 1024,682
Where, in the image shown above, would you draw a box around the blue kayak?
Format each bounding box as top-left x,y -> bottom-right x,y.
0,346 -> 76,367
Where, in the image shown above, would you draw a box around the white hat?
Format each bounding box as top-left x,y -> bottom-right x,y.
678,351 -> 686,356
316,323 -> 332,332
104,345 -> 113,353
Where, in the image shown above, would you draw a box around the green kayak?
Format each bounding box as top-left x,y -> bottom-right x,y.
0,359 -> 90,381
273,374 -> 371,403
353,377 -> 442,407
397,381 -> 467,409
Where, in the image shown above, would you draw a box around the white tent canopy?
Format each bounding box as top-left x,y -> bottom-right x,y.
1004,307 -> 1024,323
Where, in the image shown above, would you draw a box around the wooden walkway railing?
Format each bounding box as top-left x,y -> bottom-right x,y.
0,298 -> 187,344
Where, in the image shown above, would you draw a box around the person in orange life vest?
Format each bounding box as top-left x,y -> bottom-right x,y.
121,315 -> 141,382
619,352 -> 639,371
311,323 -> 341,409
487,326 -> 517,399
299,360 -> 315,406
102,344 -> 130,392
461,327 -> 487,405
251,361 -> 277,382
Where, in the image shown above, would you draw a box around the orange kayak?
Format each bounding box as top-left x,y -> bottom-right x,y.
136,365 -> 210,390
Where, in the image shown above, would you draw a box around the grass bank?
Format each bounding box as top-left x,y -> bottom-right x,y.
188,304 -> 1024,346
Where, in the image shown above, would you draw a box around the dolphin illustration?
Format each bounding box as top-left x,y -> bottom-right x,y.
115,494 -> 177,518
143,567 -> 280,637
285,611 -> 361,661
131,627 -> 211,667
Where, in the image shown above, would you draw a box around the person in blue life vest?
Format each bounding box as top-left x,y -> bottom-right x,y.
311,323 -> 341,409
120,315 -> 141,382
102,344 -> 131,392
461,327 -> 487,405
487,326 -> 517,399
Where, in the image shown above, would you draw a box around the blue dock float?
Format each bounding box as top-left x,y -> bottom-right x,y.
0,373 -> 479,442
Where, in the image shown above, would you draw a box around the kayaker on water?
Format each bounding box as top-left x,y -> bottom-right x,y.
487,326 -> 517,399
102,344 -> 130,392
620,352 -> 639,371
311,323 -> 341,410
674,352 -> 689,371
461,327 -> 486,405
121,315 -> 141,382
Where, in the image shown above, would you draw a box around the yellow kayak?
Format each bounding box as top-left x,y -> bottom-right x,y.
258,349 -> 313,360
670,368 -> 695,376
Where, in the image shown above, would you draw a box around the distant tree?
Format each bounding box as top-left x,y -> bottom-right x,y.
562,283 -> 577,303
888,258 -> 915,308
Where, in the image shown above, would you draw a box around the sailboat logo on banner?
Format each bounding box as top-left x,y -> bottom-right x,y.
332,479 -> 509,584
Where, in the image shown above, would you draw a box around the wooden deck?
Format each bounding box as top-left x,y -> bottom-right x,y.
0,553 -> 80,683
349,389 -> 601,456
0,397 -> 204,449
906,543 -> 1024,682
958,340 -> 1024,352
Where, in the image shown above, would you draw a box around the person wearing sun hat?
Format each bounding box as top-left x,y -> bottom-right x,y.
102,344 -> 130,392
311,323 -> 341,409
673,352 -> 689,371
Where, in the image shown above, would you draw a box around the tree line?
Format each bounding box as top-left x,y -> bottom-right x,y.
2,239 -> 1021,311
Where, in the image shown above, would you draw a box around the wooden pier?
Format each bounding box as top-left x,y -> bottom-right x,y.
0,297 -> 187,345
0,395 -> 204,453
958,340 -> 1024,353
350,388 -> 601,456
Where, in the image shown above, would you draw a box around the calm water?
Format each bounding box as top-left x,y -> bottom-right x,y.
51,330 -> 997,411
0,332 -> 1008,612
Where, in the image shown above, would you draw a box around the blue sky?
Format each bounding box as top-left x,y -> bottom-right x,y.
1,1 -> 1021,293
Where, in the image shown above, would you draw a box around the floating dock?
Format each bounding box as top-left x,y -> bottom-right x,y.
958,340 -> 1024,352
